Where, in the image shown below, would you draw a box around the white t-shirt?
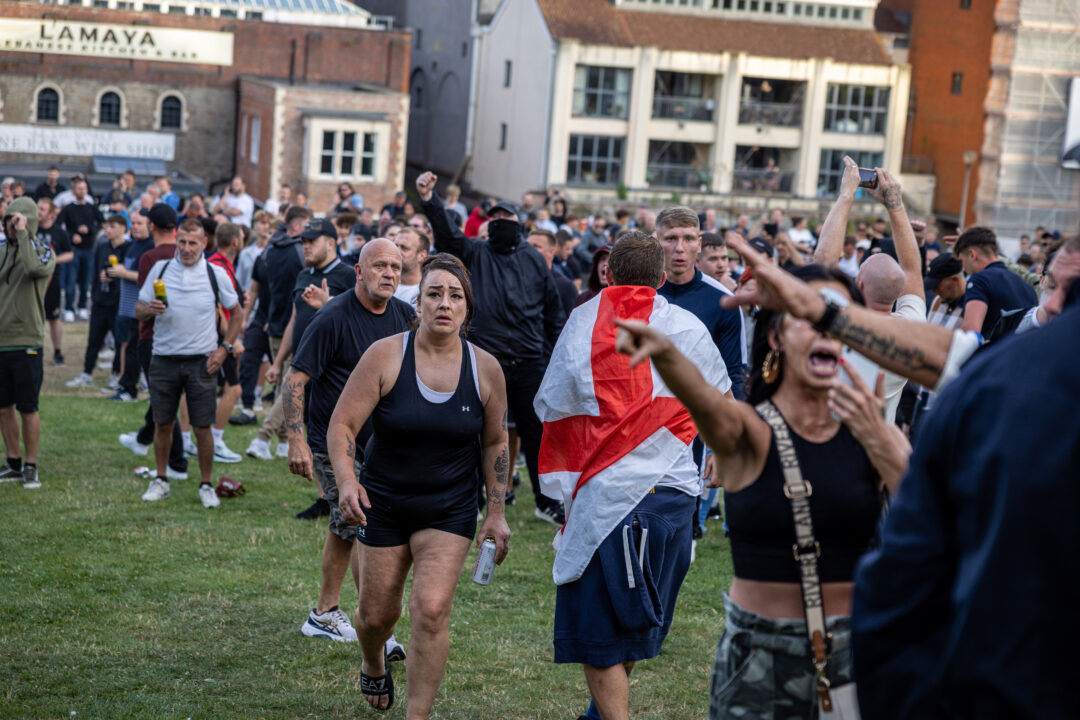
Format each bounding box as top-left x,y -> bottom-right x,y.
138,255 -> 239,356
837,254 -> 860,278
881,293 -> 927,423
788,227 -> 816,249
394,282 -> 420,309
222,192 -> 255,227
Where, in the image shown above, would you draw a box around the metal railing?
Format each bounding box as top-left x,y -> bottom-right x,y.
732,169 -> 795,193
738,101 -> 803,127
646,164 -> 712,190
652,96 -> 715,122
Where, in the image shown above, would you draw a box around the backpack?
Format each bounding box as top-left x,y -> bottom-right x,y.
157,259 -> 223,343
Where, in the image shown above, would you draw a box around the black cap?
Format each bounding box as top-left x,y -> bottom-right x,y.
489,200 -> 518,218
925,253 -> 963,289
300,217 -> 337,240
147,203 -> 178,230
748,236 -> 774,258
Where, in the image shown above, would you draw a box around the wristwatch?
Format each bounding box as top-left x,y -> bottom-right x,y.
220,343 -> 233,354
811,287 -> 850,334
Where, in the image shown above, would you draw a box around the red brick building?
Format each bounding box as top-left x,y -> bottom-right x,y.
0,0 -> 410,215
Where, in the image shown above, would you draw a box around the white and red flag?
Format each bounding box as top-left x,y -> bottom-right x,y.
535,285 -> 730,585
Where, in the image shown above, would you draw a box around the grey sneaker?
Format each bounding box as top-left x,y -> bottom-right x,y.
0,463 -> 21,483
22,465 -> 41,489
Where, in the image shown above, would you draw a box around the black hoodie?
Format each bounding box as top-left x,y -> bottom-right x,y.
262,223 -> 305,337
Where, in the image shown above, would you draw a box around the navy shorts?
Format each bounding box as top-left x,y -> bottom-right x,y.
356,474 -> 478,547
554,487 -> 695,667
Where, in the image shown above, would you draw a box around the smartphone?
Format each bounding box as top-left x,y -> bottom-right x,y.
840,347 -> 881,390
857,168 -> 878,189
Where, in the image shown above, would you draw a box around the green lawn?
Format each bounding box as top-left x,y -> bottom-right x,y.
0,323 -> 733,719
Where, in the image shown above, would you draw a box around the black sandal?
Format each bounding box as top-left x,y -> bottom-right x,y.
360,653 -> 394,711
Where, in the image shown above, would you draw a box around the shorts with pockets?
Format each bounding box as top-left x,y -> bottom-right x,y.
0,348 -> 44,413
312,452 -> 360,542
148,354 -> 218,427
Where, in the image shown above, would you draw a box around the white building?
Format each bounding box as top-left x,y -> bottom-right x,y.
468,0 -> 912,211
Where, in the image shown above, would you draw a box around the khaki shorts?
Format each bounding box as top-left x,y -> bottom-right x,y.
312,452 -> 361,541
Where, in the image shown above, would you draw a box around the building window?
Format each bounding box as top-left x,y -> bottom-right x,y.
572,66 -> 632,119
853,8 -> 863,19
566,134 -> 624,186
99,91 -> 121,127
160,95 -> 183,129
415,28 -> 422,50
36,87 -> 60,123
841,7 -> 850,18
499,123 -> 508,150
318,129 -> 378,180
168,4 -> 185,13
823,84 -> 890,134
960,0 -> 971,7
818,149 -> 882,196
462,41 -> 468,57
504,60 -> 512,88
951,72 -> 964,95
249,115 -> 261,165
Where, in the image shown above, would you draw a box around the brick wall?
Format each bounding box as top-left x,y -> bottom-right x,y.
905,0 -> 996,222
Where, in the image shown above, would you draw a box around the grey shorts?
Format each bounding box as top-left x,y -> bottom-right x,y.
313,452 -> 360,542
148,354 -> 217,427
709,595 -> 853,719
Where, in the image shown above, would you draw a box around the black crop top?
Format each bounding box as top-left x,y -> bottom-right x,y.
725,416 -> 881,584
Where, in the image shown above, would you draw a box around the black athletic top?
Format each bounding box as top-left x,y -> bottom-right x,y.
363,331 -> 485,504
726,415 -> 881,584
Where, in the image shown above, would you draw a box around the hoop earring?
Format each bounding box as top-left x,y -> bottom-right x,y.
762,349 -> 781,384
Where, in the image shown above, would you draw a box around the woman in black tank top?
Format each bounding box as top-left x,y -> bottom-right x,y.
615,265 -> 912,719
326,255 -> 509,716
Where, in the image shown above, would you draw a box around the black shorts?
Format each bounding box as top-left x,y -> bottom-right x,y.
218,353 -> 239,387
44,273 -> 62,321
148,354 -> 218,427
356,477 -> 478,547
0,348 -> 44,414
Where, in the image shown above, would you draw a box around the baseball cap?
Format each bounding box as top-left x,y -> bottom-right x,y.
748,236 -> 774,258
147,203 -> 178,230
489,200 -> 519,218
300,217 -> 337,240
855,239 -> 871,251
924,254 -> 963,289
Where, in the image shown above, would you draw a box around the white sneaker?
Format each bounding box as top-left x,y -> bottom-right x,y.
199,483 -> 221,508
77,308 -> 90,321
386,634 -> 407,662
62,310 -> 75,323
166,466 -> 188,480
246,437 -> 273,460
253,398 -> 264,413
301,607 -> 357,642
97,361 -> 113,371
135,466 -> 189,481
213,439 -> 243,464
66,373 -> 94,388
119,432 -> 149,456
141,477 -> 170,502
183,437 -> 198,458
276,441 -> 290,458
98,348 -> 115,361
139,373 -> 149,393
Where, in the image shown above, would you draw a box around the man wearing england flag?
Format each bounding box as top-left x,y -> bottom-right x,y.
535,231 -> 731,720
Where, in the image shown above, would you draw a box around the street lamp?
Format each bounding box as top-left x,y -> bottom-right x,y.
959,150 -> 978,232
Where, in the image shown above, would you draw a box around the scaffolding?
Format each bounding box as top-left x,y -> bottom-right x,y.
977,0 -> 1080,240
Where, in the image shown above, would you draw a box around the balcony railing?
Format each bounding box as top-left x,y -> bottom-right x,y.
652,96 -> 715,122
732,168 -> 795,193
738,101 -> 803,128
647,164 -> 712,190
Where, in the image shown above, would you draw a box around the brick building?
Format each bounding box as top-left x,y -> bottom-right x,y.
0,0 -> 410,214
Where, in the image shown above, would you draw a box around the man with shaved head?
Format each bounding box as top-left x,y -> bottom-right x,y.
815,158 -> 926,423
284,236 -> 414,651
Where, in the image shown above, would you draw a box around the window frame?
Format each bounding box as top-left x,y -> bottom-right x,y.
158,94 -> 185,131
34,85 -> 63,124
823,83 -> 891,135
951,72 -> 964,95
572,65 -> 633,120
565,133 -> 625,187
817,149 -> 883,196
306,119 -> 388,184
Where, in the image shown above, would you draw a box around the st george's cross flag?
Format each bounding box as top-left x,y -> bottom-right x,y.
534,285 -> 730,585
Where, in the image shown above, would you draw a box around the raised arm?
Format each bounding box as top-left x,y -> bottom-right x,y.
475,350 -> 511,564
11,214 -> 56,279
869,169 -> 923,299
815,156 -> 861,267
416,171 -> 474,262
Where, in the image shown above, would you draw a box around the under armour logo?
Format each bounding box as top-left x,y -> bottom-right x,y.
462,406 -> 470,412
356,526 -> 366,538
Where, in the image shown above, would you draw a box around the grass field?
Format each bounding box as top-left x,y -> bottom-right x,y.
0,322 -> 733,719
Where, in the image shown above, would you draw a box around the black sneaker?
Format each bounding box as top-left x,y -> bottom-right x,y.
706,504 -> 722,520
692,523 -> 703,540
295,497 -> 331,520
53,350 -> 65,366
512,471 -> 521,488
0,463 -> 22,483
533,501 -> 565,526
504,490 -> 516,506
22,465 -> 41,489
229,411 -> 257,426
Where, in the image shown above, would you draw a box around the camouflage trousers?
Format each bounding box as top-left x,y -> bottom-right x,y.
709,595 -> 854,720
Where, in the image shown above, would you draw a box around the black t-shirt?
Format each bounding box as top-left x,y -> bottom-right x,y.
37,223 -> 72,255
251,254 -> 272,326
56,201 -> 103,250
290,258 -> 357,349
264,236 -> 305,337
963,261 -> 1038,336
290,292 -> 416,453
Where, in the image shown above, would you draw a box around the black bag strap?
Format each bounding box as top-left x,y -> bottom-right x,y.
755,399 -> 835,712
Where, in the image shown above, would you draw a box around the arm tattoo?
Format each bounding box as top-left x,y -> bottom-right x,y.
488,445 -> 509,506
831,314 -> 943,376
345,438 -> 356,462
501,410 -> 507,431
882,187 -> 903,210
283,375 -> 305,436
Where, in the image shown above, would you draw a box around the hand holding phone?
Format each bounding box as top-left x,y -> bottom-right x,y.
858,168 -> 878,189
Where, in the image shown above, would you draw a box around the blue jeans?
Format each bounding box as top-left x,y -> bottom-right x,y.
66,248 -> 94,311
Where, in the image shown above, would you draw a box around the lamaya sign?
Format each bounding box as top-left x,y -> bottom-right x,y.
0,18 -> 233,66
0,125 -> 175,161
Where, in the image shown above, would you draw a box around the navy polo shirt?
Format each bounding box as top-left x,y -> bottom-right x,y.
963,261 -> 1037,336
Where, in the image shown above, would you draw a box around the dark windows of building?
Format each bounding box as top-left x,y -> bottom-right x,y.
36,88 -> 60,123
99,91 -> 121,127
952,72 -> 964,94
462,41 -> 468,57
504,60 -> 512,88
572,66 -> 632,119
647,140 -> 712,189
416,28 -> 422,50
960,0 -> 971,7
340,131 -> 356,175
320,131 -> 335,175
361,133 -> 376,178
823,84 -> 890,134
653,71 -> 716,121
160,95 -> 183,130
499,123 -> 508,151
566,134 -> 624,186
818,149 -> 883,196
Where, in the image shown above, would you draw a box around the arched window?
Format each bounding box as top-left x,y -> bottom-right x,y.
37,88 -> 60,123
160,95 -> 183,129
99,91 -> 121,126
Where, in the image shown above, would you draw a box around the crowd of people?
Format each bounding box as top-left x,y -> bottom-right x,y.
0,154 -> 1077,719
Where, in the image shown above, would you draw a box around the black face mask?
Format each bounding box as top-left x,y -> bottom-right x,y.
487,219 -> 520,254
